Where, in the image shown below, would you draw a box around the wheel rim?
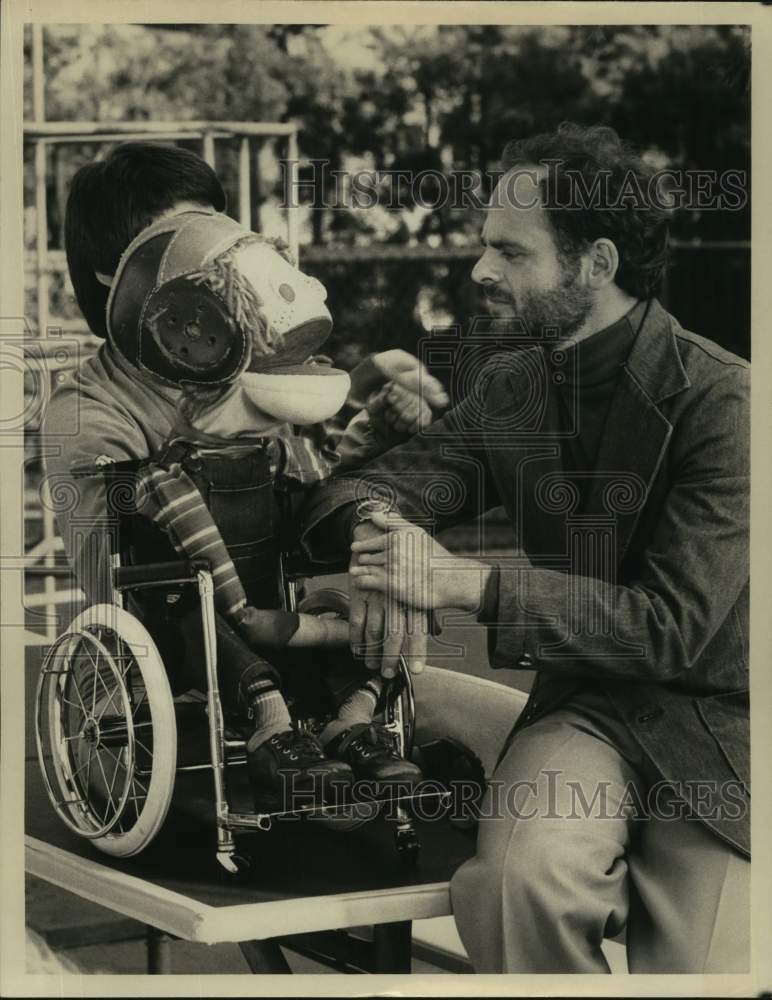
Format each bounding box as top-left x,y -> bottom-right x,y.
36,625 -> 143,839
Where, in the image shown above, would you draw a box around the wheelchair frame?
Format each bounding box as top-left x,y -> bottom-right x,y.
35,460 -> 427,874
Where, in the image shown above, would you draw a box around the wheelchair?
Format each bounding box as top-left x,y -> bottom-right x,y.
35,446 -> 432,875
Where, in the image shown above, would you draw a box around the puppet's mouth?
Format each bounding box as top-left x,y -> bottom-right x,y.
247,318 -> 333,372
238,366 -> 351,425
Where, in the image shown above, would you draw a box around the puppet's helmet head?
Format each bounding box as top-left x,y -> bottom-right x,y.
106,209 -> 349,422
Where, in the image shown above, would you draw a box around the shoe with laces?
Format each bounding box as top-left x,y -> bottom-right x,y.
325,723 -> 423,796
247,728 -> 354,813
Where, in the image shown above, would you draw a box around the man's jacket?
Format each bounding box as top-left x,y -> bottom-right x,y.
302,299 -> 750,856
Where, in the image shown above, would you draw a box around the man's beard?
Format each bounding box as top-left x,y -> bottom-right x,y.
486,262 -> 593,341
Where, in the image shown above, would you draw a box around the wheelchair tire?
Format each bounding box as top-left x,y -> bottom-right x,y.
35,604 -> 177,857
297,588 -> 381,832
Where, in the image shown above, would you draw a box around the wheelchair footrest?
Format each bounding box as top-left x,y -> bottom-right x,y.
224,788 -> 450,829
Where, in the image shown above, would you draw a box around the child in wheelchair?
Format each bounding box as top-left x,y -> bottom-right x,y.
104,206 -> 423,813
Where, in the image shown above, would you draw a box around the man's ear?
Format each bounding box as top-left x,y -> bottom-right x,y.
586,238 -> 619,289
94,271 -> 114,288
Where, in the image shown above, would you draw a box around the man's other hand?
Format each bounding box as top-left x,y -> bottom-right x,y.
350,510 -> 491,614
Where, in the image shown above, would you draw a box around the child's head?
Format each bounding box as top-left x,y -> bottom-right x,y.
65,142 -> 226,338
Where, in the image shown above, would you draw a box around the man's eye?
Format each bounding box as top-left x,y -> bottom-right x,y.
500,250 -> 522,261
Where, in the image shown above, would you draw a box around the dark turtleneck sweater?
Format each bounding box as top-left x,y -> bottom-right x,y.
549,298 -> 647,479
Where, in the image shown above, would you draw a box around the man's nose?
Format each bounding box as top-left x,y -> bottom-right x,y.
471,248 -> 498,286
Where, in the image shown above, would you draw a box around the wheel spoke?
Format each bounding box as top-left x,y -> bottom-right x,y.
133,686 -> 147,718
78,639 -> 101,718
101,742 -> 145,796
66,753 -> 92,782
131,772 -> 148,796
95,676 -> 123,722
61,696 -> 86,717
64,660 -> 90,719
85,744 -> 93,795
93,748 -> 116,822
98,742 -> 121,764
104,748 -> 124,809
71,743 -> 94,799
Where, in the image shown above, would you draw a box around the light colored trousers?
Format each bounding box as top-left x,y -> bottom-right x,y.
411,667 -> 749,975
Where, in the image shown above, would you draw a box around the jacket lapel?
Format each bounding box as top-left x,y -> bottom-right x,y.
582,300 -> 690,571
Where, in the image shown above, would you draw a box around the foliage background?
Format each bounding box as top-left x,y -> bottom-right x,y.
24,23 -> 751,368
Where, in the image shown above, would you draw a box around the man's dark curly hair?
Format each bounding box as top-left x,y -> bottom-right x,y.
501,123 -> 670,299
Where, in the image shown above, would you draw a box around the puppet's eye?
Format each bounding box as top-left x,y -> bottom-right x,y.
279,283 -> 295,302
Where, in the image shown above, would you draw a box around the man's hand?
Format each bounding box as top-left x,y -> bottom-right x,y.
349,518 -> 427,679
350,510 -> 491,613
349,349 -> 449,439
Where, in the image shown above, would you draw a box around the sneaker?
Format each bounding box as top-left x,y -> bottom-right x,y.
247,728 -> 353,813
325,723 -> 423,796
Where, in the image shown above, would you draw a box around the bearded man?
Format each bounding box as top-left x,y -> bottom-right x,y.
306,123 -> 750,973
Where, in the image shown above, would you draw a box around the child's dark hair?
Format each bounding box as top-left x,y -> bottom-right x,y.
65,142 -> 226,338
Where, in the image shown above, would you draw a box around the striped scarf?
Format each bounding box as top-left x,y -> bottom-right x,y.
135,429 -> 337,621
135,462 -> 249,619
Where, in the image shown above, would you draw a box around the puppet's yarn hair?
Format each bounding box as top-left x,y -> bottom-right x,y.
186,234 -> 286,359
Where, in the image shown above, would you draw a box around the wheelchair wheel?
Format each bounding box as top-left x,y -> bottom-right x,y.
297,588 -> 381,832
35,604 -> 177,857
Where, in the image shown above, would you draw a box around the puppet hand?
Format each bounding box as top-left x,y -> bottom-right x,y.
368,380 -> 432,437
237,606 -> 301,649
372,350 -> 449,412
349,349 -> 449,415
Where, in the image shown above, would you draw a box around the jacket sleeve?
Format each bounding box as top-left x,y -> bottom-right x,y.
487,367 -> 750,682
298,392 -> 505,562
335,405 -> 441,472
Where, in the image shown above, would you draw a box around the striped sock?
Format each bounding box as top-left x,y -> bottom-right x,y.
246,680 -> 293,752
321,677 -> 383,746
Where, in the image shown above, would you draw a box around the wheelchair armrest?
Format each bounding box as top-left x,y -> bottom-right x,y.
114,559 -> 210,590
